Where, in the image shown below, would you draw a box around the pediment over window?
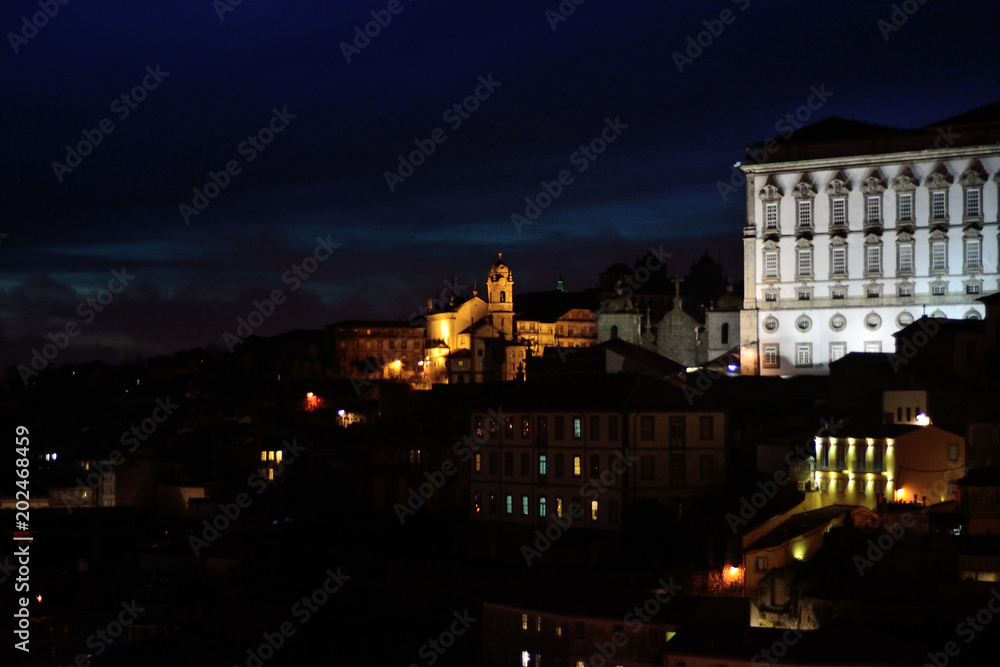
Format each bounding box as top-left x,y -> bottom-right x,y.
893,166 -> 918,191
792,178 -> 817,199
925,163 -> 953,188
758,178 -> 783,202
794,237 -> 813,249
860,171 -> 887,195
829,235 -> 847,247
762,239 -> 780,251
964,227 -> 983,240
864,233 -> 882,245
928,229 -> 948,242
959,159 -> 987,187
896,231 -> 914,243
826,171 -> 851,196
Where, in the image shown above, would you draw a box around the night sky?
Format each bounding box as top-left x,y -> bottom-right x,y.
2,0 -> 999,370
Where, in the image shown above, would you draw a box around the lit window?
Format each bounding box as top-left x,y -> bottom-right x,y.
556,497 -> 563,517
898,193 -> 913,221
275,451 -> 282,464
522,614 -> 528,630
260,451 -> 267,461
521,417 -> 531,439
795,344 -> 812,367
948,444 -> 960,462
474,453 -> 482,473
590,500 -> 599,521
573,456 -> 582,477
521,495 -> 529,516
267,468 -> 274,481
474,491 -> 482,513
506,494 -> 513,515
756,556 -> 768,571
556,626 -> 562,637
764,202 -> 778,229
931,190 -> 947,219
539,496 -> 547,517
539,455 -> 547,476
572,418 -> 582,439
831,197 -> 846,225
536,616 -> 542,632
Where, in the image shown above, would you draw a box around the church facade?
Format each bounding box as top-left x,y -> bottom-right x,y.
739,108 -> 1000,375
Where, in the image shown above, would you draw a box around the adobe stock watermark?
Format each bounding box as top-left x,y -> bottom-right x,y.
384,74 -> 501,192
179,106 -> 296,224
716,84 -> 834,202
408,277 -> 469,326
520,451 -> 637,566
51,65 -> 170,183
889,316 -> 940,372
511,116 -> 628,234
213,0 -> 245,21
65,396 -> 180,514
924,588 -> 1000,667
672,0 -> 751,73
222,236 -> 339,351
52,600 -> 145,666
583,579 -> 682,667
602,245 -> 673,305
233,567 -> 350,667
18,268 -> 135,385
7,0 -> 73,54
188,439 -> 306,555
340,0 -> 414,63
877,0 -> 933,41
408,609 -> 478,667
394,408 -> 507,524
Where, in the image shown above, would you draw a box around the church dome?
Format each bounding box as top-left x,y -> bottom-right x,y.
715,284 -> 741,311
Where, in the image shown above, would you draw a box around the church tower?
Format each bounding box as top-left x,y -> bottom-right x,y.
487,252 -> 514,341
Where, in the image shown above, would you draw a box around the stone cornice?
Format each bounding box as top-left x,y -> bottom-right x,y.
741,145 -> 1000,176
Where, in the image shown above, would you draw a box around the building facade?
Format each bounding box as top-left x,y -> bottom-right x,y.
740,110 -> 1000,375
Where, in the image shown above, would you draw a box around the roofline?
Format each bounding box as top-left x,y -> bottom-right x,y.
741,143 -> 1000,175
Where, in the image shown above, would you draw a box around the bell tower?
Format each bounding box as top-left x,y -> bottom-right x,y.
487,252 -> 514,341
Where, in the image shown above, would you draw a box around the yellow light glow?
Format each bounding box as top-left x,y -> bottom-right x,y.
792,543 -> 806,560
916,413 -> 931,426
306,392 -> 314,399
867,438 -> 874,445
848,438 -> 856,446
887,439 -> 894,447
276,450 -> 283,463
895,488 -> 905,500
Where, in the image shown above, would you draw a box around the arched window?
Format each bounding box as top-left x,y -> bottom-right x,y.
721,323 -> 729,345
500,291 -> 506,303
610,325 -> 618,339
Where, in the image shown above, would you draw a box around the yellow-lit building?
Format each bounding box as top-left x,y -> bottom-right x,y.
811,423 -> 965,510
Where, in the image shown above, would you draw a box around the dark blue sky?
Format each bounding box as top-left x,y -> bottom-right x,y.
2,0 -> 999,370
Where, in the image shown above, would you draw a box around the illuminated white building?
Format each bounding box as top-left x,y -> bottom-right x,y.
739,106 -> 1000,375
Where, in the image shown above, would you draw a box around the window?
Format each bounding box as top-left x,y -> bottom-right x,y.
948,444 -> 960,462
537,416 -> 547,445
608,415 -> 619,441
505,494 -> 513,515
555,497 -> 563,518
797,248 -> 812,276
931,242 -> 947,271
504,453 -> 514,476
932,283 -> 947,296
796,315 -> 812,332
898,243 -> 913,273
795,344 -> 812,367
831,246 -> 846,276
897,312 -> 914,327
475,453 -> 482,473
866,245 -> 881,274
573,456 -> 582,477
763,344 -> 779,368
640,416 -> 655,440
522,614 -> 528,630
867,286 -> 880,298
538,496 -> 547,517
521,417 -> 531,439
899,284 -> 913,297
609,499 -> 620,524
830,314 -> 846,331
931,190 -> 947,219
865,342 -> 882,353
640,455 -> 655,481
764,251 -> 778,278
797,200 -> 812,227
965,239 -> 981,270
539,455 -> 547,476
590,455 -> 600,478
721,322 -> 730,345
865,313 -> 882,330
590,500 -> 599,521
554,416 -> 564,440
505,417 -> 514,439
966,189 -> 981,217
831,197 -> 846,225
572,417 -> 582,440
764,202 -> 778,229
521,452 -> 530,476
521,495 -> 529,516
700,454 -> 714,480
830,343 -> 846,363
669,452 -> 685,484
832,287 -> 846,299
866,195 -> 881,222
765,291 -> 777,302
489,494 -> 497,514
898,192 -> 913,221
669,417 -> 686,447
474,491 -> 482,513
589,416 -> 600,439
763,317 -> 778,332
968,283 -> 981,295
554,453 -> 564,477
699,415 -> 714,440
489,452 -> 497,474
